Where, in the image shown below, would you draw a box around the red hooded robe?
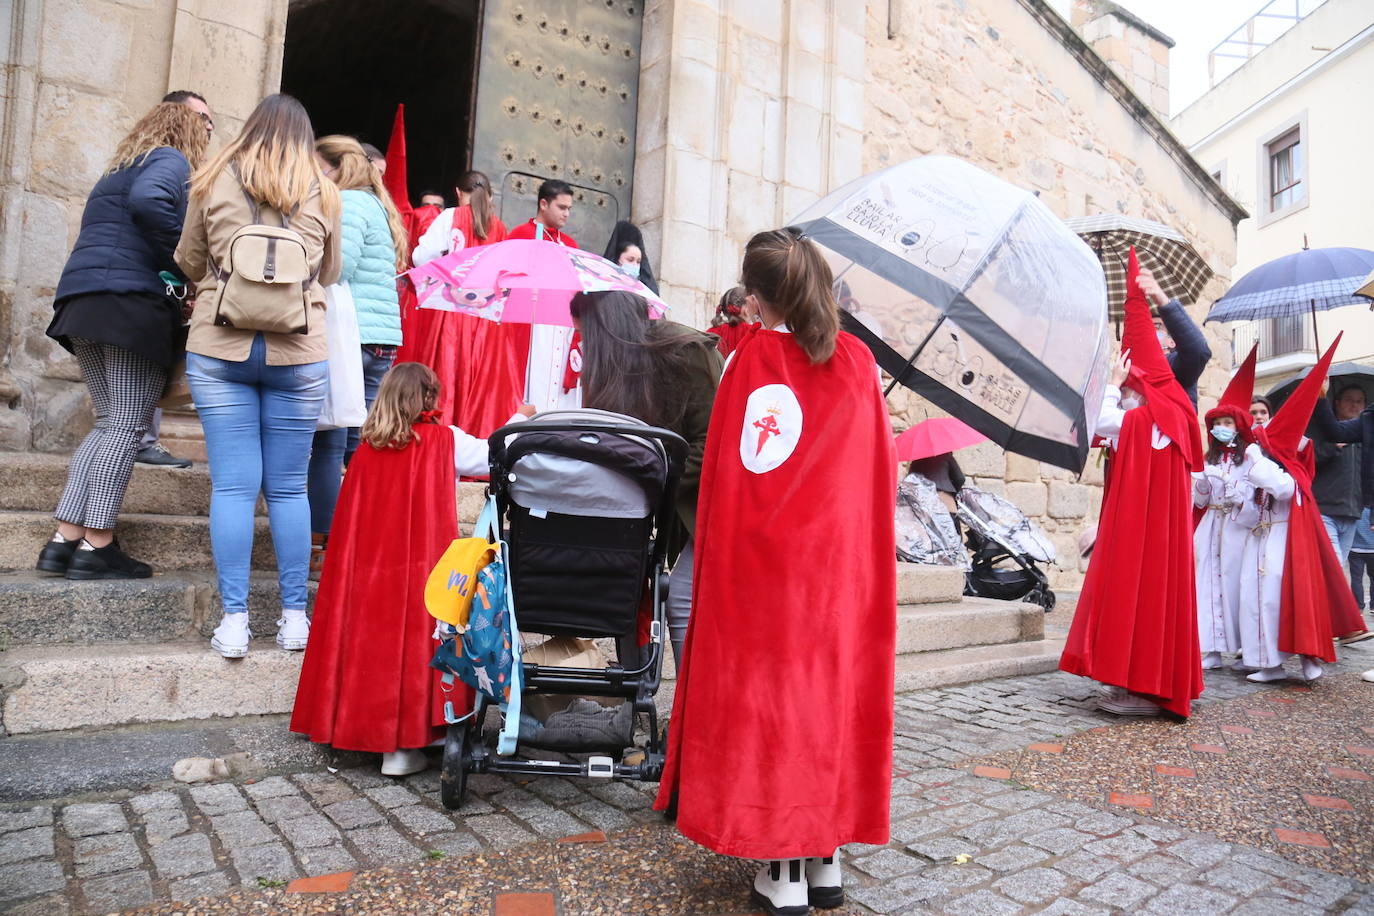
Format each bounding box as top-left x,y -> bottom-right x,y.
1060,249 -> 1205,717
1251,335 -> 1365,654
291,418 -> 468,752
653,328 -> 897,859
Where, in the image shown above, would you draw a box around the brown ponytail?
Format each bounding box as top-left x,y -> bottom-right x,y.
740,227 -> 840,364
458,170 -> 494,242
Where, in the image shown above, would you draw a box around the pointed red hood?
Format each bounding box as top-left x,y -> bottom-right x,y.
1205,343 -> 1258,442
1122,247 -> 1203,470
383,104 -> 415,245
1255,334 -> 1343,475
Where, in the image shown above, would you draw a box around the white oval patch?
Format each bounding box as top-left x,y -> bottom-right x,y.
739,384 -> 803,474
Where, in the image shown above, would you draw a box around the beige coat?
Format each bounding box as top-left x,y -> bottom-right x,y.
176,169 -> 341,366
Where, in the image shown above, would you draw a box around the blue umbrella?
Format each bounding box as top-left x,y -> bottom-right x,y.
1204,247 -> 1374,330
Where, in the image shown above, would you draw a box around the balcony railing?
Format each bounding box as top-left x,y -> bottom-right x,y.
1232,315 -> 1317,363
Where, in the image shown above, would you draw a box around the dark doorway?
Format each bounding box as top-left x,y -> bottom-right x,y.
282,0 -> 480,208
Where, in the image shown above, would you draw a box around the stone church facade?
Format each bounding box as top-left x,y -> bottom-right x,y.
0,0 -> 1244,587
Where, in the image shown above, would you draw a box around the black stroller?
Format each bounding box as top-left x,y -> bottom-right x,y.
956,485 -> 1057,612
437,409 -> 686,810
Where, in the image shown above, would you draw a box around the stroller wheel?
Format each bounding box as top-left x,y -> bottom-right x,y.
439,723 -> 474,810
1041,590 -> 1057,612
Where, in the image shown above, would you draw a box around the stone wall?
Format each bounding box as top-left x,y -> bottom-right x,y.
863,0 -> 1241,587
0,0 -> 285,452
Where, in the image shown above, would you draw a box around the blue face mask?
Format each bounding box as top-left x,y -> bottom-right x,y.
1211,425 -> 1236,445
620,261 -> 640,279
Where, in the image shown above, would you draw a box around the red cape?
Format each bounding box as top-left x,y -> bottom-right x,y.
290,421 -> 467,752
506,219 -> 577,248
705,322 -> 759,358
395,209 -> 531,436
653,328 -> 897,858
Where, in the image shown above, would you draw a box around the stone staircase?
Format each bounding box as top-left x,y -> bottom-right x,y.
0,450 -> 1064,740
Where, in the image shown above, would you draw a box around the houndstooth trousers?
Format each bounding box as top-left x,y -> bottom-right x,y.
54,338 -> 167,530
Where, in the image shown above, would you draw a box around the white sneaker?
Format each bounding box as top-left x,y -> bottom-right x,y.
806,851 -> 844,909
275,609 -> 310,651
1098,688 -> 1161,716
380,748 -> 429,776
1246,666 -> 1288,683
1201,651 -> 1225,670
1300,656 -> 1324,682
751,860 -> 809,916
210,613 -> 251,659
1361,669 -> 1374,683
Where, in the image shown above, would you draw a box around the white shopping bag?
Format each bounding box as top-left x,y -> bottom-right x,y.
317,281 -> 366,430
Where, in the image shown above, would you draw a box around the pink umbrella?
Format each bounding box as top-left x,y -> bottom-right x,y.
895,417 -> 987,461
407,239 -> 668,327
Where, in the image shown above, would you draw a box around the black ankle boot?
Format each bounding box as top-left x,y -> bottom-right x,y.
65,539 -> 153,580
36,534 -> 81,574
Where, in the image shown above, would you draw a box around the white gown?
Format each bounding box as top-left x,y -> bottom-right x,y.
1193,454 -> 1252,655
1234,450 -> 1296,670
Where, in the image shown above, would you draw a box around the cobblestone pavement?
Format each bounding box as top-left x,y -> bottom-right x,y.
2,644 -> 1373,915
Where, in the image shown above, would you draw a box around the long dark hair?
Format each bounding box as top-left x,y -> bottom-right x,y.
569,290 -> 706,429
458,170 -> 494,241
741,227 -> 839,363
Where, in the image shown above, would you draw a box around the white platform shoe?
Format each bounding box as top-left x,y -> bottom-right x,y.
806,851 -> 844,909
751,859 -> 809,916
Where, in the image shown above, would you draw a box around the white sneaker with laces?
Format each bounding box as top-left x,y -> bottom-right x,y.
751,860 -> 809,916
276,609 -> 310,651
211,613 -> 252,658
380,748 -> 429,776
805,851 -> 844,909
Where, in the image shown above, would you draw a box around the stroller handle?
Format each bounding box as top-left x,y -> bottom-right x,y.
487,419 -> 689,479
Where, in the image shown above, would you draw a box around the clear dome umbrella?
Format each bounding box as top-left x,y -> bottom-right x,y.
790,155 -> 1111,473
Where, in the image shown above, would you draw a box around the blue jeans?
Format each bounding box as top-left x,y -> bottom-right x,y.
1323,515 -> 1360,562
307,427 -> 347,535
187,335 -> 326,614
344,345 -> 395,465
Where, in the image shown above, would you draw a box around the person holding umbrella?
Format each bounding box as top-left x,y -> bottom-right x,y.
1139,268 -> 1212,408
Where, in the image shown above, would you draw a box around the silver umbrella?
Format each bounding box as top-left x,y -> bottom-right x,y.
791,155 -> 1111,473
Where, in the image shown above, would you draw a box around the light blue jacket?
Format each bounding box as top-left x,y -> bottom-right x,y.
339,188 -> 401,346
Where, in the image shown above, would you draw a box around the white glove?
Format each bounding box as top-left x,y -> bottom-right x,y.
1245,443 -> 1263,464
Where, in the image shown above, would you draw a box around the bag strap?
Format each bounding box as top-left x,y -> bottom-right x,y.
475,494 -> 499,543
495,528 -> 524,756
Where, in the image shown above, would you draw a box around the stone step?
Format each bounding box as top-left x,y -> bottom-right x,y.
0,571 -> 317,646
156,410 -> 209,463
0,639 -> 305,736
893,635 -> 1067,693
895,597 -> 1043,655
896,563 -> 965,605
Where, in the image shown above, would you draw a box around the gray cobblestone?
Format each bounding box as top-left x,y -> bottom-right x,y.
141,807 -> 190,844
79,869 -> 154,911
566,799 -> 633,833
518,806 -> 593,839
392,804 -> 458,837
149,832 -> 216,880
847,872 -> 947,912
981,790 -> 1054,812
930,803 -> 999,830
583,780 -> 651,810
1054,849 -> 1120,882
1079,872 -> 1158,909
904,835 -> 978,861
296,843 -> 357,877
168,870 -> 234,902
1025,826 -> 1094,854
1127,853 -> 1197,884
975,843 -> 1050,872
0,826 -> 53,866
850,847 -> 924,879
2,892 -> 70,916
920,862 -> 993,890
1073,810 -> 1134,835
72,831 -> 142,877
1039,900 -> 1111,916
0,859 -> 65,903
209,811 -> 276,849
1129,823 -> 1186,843
61,802 -> 126,838
1230,897 -> 1328,916
277,814 -> 341,849
1082,831 -> 1159,862
890,816 -> 951,843
229,841 -> 297,883
1141,883 -> 1237,915
958,807 -> 1070,847
338,766 -> 391,790
942,889 -> 1022,915
365,784 -> 423,809
293,772 -> 357,807
1203,860 -> 1277,896
188,783 -> 248,816
524,777 -> 585,803
465,813 -> 537,850
1164,836 -> 1234,868
1272,871 -> 1356,909
323,798 -> 385,829
253,794 -> 315,824
244,777 -> 298,800
427,831 -> 484,858
993,866 -> 1070,904
0,808 -> 52,834
129,791 -> 180,815
347,825 -> 418,865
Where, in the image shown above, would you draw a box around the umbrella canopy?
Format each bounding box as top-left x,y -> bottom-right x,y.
791,155 -> 1111,473
1356,267 -> 1374,301
1064,214 -> 1214,315
895,417 -> 987,462
1266,361 -> 1374,411
407,239 -> 667,327
1204,247 -> 1374,324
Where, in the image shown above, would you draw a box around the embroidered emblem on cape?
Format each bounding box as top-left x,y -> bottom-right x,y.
740,384 -> 802,474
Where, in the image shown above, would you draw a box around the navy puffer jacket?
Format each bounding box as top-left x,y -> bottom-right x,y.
54,147 -> 191,303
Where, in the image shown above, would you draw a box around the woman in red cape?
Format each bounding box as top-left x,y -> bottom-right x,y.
1060,249 -> 1204,718
291,364 -> 483,775
654,229 -> 896,915
400,170 -> 528,437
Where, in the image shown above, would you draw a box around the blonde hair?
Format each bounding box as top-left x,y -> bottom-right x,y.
189,94 -> 339,220
315,134 -> 409,272
360,362 -> 441,450
108,102 -> 209,173
741,228 -> 840,363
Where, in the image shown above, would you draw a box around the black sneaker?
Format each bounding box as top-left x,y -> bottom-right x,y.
36,534 -> 81,574
135,443 -> 192,468
65,539 -> 153,580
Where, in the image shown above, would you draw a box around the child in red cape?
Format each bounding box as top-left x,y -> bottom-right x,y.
1060,249 -> 1205,718
653,228 -> 897,915
290,363 -> 531,775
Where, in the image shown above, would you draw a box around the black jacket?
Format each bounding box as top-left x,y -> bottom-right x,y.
1312,436 -> 1363,518
1312,399 -> 1374,510
53,147 -> 191,304
1158,299 -> 1211,407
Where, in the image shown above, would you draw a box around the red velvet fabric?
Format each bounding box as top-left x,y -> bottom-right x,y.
1252,336 -> 1365,651
290,421 -> 468,752
1060,249 -> 1204,717
705,322 -> 759,358
505,219 -> 578,248
653,328 -> 897,858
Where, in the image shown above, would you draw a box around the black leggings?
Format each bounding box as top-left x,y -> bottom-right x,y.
1352,552 -> 1374,609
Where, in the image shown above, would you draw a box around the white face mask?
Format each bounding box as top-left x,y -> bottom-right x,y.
1120,396 -> 1142,411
